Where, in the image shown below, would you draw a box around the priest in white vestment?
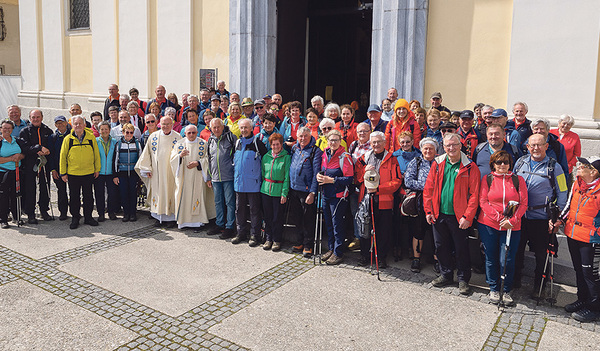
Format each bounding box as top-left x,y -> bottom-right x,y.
170,125 -> 216,229
135,116 -> 181,226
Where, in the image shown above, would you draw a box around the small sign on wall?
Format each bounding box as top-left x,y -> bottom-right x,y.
199,69 -> 218,90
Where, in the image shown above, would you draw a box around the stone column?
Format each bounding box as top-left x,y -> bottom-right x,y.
370,0 -> 428,104
229,0 -> 277,98
17,0 -> 42,107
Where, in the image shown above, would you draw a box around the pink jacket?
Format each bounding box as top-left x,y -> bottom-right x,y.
479,172 -> 528,231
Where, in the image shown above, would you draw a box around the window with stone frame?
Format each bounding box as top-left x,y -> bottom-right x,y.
69,0 -> 89,30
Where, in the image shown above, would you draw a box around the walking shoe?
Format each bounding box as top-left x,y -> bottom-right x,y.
431,275 -> 453,288
292,245 -> 303,253
347,238 -> 360,251
326,254 -> 343,265
41,211 -> 54,221
108,213 -> 117,220
501,292 -> 515,306
302,247 -> 313,258
207,226 -> 224,236
488,291 -> 500,304
219,228 -> 235,239
70,218 -> 80,230
263,241 -> 273,250
248,236 -> 259,247
130,214 -> 137,222
565,300 -> 586,313
357,256 -> 369,267
59,213 -> 68,221
97,213 -> 106,222
272,242 -> 282,252
1,222 -> 9,229
27,216 -> 38,225
122,215 -> 130,222
321,250 -> 333,262
84,217 -> 99,226
459,281 -> 471,295
231,235 -> 246,244
433,260 -> 440,274
572,308 -> 600,323
410,258 -> 421,273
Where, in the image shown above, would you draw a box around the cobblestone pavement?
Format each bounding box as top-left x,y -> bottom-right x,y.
1,222 -> 599,350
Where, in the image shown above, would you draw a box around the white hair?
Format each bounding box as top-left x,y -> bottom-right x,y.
185,124 -> 198,133
164,107 -> 177,115
297,126 -> 311,136
442,133 -> 461,144
558,114 -> 575,127
217,80 -> 225,85
324,103 -> 340,118
238,118 -> 252,127
127,101 -> 139,109
319,118 -> 335,129
6,104 -> 20,112
532,118 -> 550,131
71,115 -> 85,124
512,101 -> 529,113
120,94 -> 130,101
419,137 -> 439,149
311,95 -> 324,104
370,131 -> 385,141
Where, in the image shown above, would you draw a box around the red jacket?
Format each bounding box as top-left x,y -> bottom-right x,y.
423,153 -> 481,223
479,172 -> 528,231
355,151 -> 402,210
336,120 -> 358,148
385,111 -> 421,152
564,177 -> 600,244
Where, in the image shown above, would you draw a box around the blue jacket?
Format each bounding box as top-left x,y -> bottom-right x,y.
114,137 -> 141,174
47,126 -> 71,173
180,122 -> 206,138
279,116 -> 307,143
96,136 -> 117,175
233,135 -> 268,192
404,155 -> 433,191
256,127 -> 277,151
426,128 -> 442,144
370,118 -> 388,133
506,118 -> 532,151
514,154 -> 568,220
392,147 -> 421,174
473,141 -> 521,179
289,138 -> 323,194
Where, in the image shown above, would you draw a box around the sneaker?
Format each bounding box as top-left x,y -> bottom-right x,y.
59,213 -> 68,221
321,250 -> 333,262
501,292 -> 515,306
219,228 -> 235,239
97,214 -> 106,222
84,217 -> 99,226
326,254 -> 343,265
231,235 -> 246,245
70,218 -> 80,230
292,245 -> 303,253
572,308 -> 600,323
41,211 -> 54,221
207,226 -> 224,236
431,275 -> 453,288
565,300 -> 586,313
459,281 -> 471,295
272,242 -> 282,252
488,291 -> 500,304
248,236 -> 259,247
1,222 -> 9,229
108,213 -> 117,220
410,258 -> 421,273
433,260 -> 440,274
263,241 -> 273,250
302,247 -> 313,258
347,238 -> 360,251
357,256 -> 369,267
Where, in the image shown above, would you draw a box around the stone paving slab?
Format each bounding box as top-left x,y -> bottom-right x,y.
210,265 -> 499,350
538,320 -> 598,350
60,230 -> 291,316
0,280 -> 137,350
0,216 -> 153,259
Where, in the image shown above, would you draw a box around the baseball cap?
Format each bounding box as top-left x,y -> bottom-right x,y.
254,99 -> 266,106
491,108 -> 508,118
367,104 -> 382,113
263,94 -> 272,99
54,115 -> 67,123
210,94 -> 221,102
440,122 -> 458,130
459,110 -> 474,119
430,92 -> 442,99
577,156 -> 600,172
364,170 -> 380,190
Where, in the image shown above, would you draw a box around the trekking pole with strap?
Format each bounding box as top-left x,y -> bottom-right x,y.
537,231 -> 558,306
41,164 -> 54,219
498,200 -> 519,309
15,161 -> 23,227
313,183 -> 323,265
370,194 -> 380,281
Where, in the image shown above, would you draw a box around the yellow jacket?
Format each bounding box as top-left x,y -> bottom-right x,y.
59,129 -> 101,176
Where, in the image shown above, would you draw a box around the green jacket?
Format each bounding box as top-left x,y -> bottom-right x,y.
261,149 -> 291,197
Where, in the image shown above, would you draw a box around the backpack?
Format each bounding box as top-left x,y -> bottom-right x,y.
514,156 -> 557,201
355,193 -> 372,239
486,173 -> 520,191
474,142 -> 519,162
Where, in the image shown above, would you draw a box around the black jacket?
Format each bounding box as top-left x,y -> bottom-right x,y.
18,123 -> 53,173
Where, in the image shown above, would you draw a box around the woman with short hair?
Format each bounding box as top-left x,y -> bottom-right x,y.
550,114 -> 581,174
113,123 -> 142,222
0,120 -> 26,228
95,121 -> 118,221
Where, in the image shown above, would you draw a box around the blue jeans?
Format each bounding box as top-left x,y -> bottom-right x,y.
348,192 -> 360,239
323,197 -> 347,257
478,223 -> 521,292
213,181 -> 235,229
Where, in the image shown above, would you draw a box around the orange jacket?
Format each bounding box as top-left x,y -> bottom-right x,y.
423,153 -> 481,223
384,111 -> 421,152
355,151 -> 402,210
563,177 -> 600,244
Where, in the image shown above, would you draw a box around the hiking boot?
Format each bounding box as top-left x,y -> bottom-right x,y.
347,238 -> 360,251
59,213 -> 68,221
357,256 -> 369,267
326,254 -> 343,265
70,218 -> 80,230
41,211 -> 54,221
431,275 -> 453,288
231,234 -> 246,244
565,300 -> 586,313
302,247 -> 313,258
410,258 -> 421,273
207,226 -> 223,236
219,228 -> 235,239
130,214 -> 137,222
97,213 -> 106,222
501,292 -> 515,306
459,281 -> 471,295
263,241 -> 273,250
572,308 -> 600,323
272,242 -> 282,252
1,222 -> 9,229
488,291 -> 500,304
84,217 -> 99,226
27,215 -> 38,225
108,213 -> 117,220
248,236 -> 259,247
433,260 -> 440,274
292,245 -> 303,253
321,250 -> 333,262
122,215 -> 130,222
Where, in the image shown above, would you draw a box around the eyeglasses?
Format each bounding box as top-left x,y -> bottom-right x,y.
443,143 -> 460,148
528,143 -> 546,149
328,138 -> 341,143
441,129 -> 455,133
357,130 -> 370,134
494,160 -> 510,165
124,131 -> 134,135
186,131 -> 198,135
399,140 -> 412,144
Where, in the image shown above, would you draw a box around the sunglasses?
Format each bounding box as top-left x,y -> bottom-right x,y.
494,160 -> 510,165
322,127 -> 332,131
255,106 -> 264,109
124,131 -> 134,135
441,128 -> 455,133
146,120 -> 156,124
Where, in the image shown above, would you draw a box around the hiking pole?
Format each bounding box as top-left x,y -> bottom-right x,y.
498,200 -> 519,309
537,232 -> 558,306
369,194 -> 380,281
15,161 -> 23,227
41,165 -> 54,219
313,184 -> 323,265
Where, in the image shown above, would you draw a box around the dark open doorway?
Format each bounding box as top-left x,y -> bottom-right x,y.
276,0 -> 372,107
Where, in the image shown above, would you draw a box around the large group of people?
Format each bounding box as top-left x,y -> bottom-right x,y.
2,82 -> 599,323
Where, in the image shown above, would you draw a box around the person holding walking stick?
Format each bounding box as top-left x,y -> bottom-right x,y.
478,150 -> 528,306
0,120 -> 26,228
